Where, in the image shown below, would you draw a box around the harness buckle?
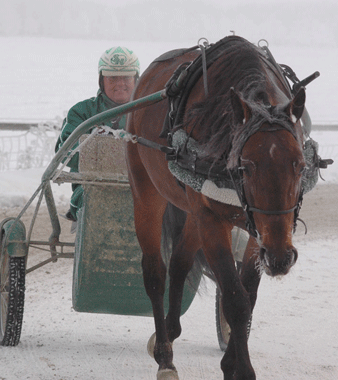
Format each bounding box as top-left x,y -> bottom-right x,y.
165,62 -> 191,98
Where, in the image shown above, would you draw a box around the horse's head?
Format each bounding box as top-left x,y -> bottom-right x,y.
230,88 -> 306,277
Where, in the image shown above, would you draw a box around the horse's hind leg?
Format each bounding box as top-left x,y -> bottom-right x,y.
164,211 -> 201,343
132,192 -> 178,378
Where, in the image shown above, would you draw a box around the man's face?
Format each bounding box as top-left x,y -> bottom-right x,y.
103,75 -> 135,104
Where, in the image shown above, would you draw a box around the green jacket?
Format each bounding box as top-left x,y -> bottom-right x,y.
55,90 -> 126,171
55,90 -> 126,220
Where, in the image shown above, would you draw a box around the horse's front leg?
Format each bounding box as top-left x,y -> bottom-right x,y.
133,196 -> 178,379
240,235 -> 262,313
194,215 -> 255,380
218,253 -> 255,380
220,235 -> 261,380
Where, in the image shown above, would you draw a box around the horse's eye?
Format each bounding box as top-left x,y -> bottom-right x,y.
300,165 -> 306,175
293,161 -> 306,175
239,165 -> 252,177
239,159 -> 256,177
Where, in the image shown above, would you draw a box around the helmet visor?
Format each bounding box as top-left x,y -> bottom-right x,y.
101,70 -> 137,77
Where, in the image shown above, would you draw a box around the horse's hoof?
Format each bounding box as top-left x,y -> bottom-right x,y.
147,332 -> 156,358
147,333 -> 175,359
157,369 -> 179,380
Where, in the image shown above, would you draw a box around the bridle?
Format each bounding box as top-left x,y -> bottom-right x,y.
232,172 -> 304,238
230,163 -> 304,239
229,125 -> 304,239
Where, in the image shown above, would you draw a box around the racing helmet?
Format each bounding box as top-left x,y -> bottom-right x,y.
98,46 -> 140,77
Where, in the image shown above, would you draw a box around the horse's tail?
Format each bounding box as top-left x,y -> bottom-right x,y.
161,203 -> 216,291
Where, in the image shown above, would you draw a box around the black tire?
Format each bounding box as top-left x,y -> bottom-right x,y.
215,261 -> 252,352
0,230 -> 26,346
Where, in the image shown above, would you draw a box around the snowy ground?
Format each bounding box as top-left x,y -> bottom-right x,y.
0,36 -> 337,379
0,186 -> 337,380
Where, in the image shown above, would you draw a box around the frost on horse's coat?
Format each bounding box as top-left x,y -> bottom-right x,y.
126,35 -> 306,379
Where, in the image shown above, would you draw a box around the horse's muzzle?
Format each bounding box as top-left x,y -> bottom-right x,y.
259,246 -> 298,276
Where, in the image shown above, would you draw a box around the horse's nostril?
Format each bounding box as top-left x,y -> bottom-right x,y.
291,248 -> 298,264
288,247 -> 298,268
259,247 -> 269,266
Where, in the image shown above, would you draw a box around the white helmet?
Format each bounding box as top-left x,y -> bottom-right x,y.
98,46 -> 140,77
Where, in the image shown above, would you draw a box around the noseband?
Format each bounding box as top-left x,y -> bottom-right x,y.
237,183 -> 304,239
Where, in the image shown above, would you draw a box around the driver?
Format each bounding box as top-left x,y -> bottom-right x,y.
55,46 -> 140,223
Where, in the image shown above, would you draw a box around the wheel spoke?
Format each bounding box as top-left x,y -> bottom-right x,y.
0,251 -> 9,339
1,291 -> 9,306
0,281 -> 9,295
1,256 -> 9,281
0,278 -> 9,293
1,254 -> 9,286
1,291 -> 9,332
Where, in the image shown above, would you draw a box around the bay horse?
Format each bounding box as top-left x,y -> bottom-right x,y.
126,35 -> 306,380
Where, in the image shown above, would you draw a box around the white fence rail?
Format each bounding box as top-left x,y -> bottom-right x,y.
0,120 -> 62,171
0,122 -> 337,172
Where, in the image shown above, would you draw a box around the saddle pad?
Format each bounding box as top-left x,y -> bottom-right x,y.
168,129 -> 241,206
201,180 -> 241,207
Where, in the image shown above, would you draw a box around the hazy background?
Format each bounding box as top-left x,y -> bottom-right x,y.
1,0 -> 337,123
1,0 -> 337,46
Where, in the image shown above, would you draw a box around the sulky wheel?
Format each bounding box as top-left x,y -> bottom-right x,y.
215,286 -> 231,351
0,221 -> 26,346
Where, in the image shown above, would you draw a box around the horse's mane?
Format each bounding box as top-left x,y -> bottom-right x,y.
184,36 -> 296,169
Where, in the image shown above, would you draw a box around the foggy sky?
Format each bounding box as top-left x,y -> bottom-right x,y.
0,0 -> 337,47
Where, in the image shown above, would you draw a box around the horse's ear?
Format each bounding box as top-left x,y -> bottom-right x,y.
230,87 -> 252,125
285,87 -> 306,123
